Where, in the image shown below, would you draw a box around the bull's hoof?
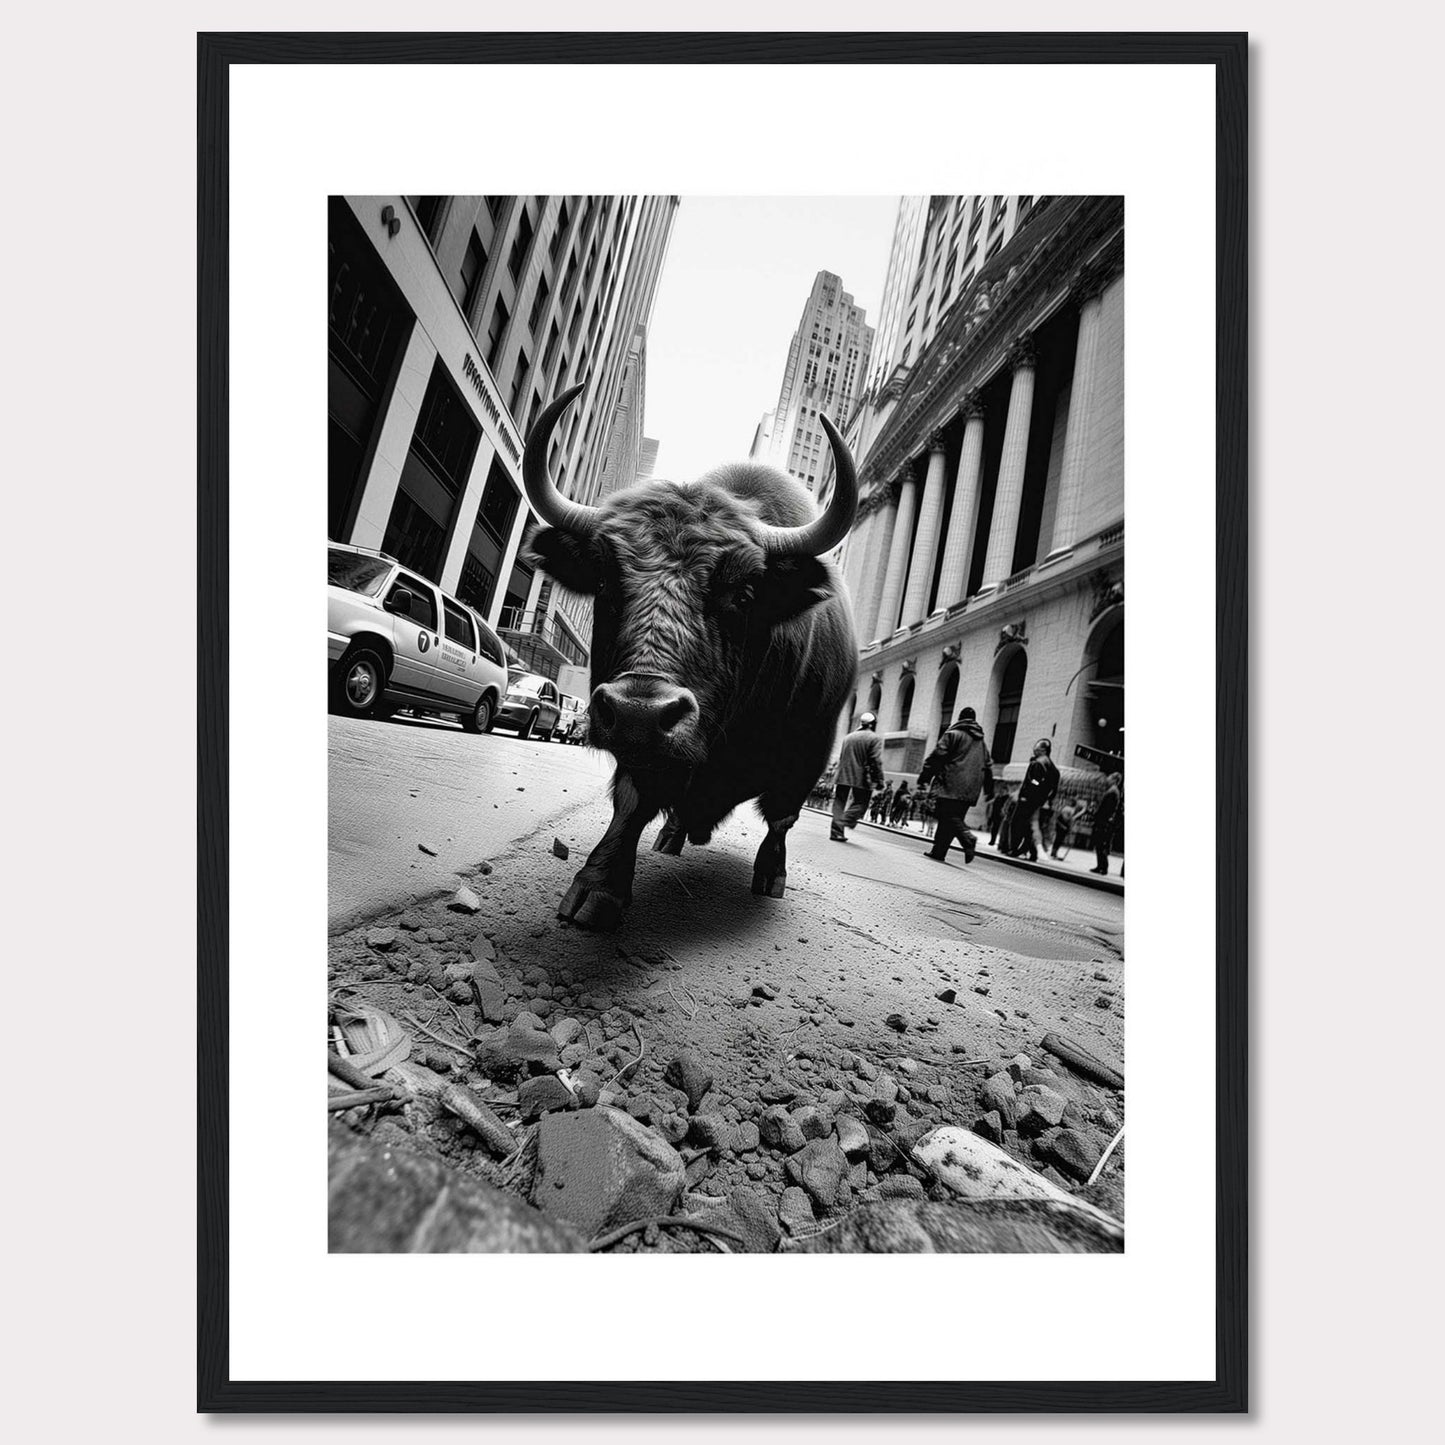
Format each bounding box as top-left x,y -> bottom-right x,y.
751,870 -> 787,899
687,825 -> 714,846
652,825 -> 685,855
558,880 -> 626,932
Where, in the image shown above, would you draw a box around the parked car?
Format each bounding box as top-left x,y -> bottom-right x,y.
556,694 -> 586,743
494,671 -> 564,741
327,543 -> 508,733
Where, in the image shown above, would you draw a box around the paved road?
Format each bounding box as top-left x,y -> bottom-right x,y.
328,713 -> 609,929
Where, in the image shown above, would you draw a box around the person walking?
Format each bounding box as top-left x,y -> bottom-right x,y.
917,706 -> 994,864
890,781 -> 913,828
1051,796 -> 1077,859
1006,738 -> 1061,861
987,787 -> 1012,847
1090,772 -> 1123,874
830,713 -> 885,842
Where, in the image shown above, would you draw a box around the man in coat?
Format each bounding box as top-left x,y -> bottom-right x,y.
1006,738 -> 1061,861
917,706 -> 994,864
1090,772 -> 1123,874
831,712 -> 885,841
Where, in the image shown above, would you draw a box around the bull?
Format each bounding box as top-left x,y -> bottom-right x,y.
521,383 -> 860,931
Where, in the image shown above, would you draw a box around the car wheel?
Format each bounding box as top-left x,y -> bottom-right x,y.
334,646 -> 387,717
542,722 -> 557,742
462,695 -> 494,735
519,710 -> 538,740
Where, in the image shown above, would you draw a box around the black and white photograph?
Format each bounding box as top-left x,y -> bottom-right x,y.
326,191 -> 1128,1255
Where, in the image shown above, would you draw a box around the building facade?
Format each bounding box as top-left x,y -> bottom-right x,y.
751,271 -> 874,493
835,195 -> 1125,823
328,193 -> 678,682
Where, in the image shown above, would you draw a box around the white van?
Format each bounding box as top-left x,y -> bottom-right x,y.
327,543 -> 509,733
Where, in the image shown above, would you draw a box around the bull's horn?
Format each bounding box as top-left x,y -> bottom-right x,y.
522,383 -> 598,535
759,412 -> 858,557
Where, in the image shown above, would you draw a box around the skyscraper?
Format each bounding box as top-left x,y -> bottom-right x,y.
758,271 -> 874,493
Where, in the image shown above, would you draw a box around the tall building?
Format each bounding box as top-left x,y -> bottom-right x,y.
637,437 -> 660,482
327,193 -> 678,683
836,196 -> 1125,823
759,271 -> 874,493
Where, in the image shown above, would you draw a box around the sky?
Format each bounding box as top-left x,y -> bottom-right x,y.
641,197 -> 901,482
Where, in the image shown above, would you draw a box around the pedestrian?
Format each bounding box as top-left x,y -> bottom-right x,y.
873,779 -> 895,824
920,787 -> 937,838
987,787 -> 1012,847
1090,772 -> 1123,875
830,713 -> 885,842
917,706 -> 994,864
1006,738 -> 1061,862
890,780 -> 912,828
1051,796 -> 1077,858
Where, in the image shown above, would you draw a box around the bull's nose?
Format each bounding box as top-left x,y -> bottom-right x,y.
590,676 -> 698,754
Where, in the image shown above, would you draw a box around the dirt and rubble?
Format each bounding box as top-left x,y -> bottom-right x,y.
327,792 -> 1125,1254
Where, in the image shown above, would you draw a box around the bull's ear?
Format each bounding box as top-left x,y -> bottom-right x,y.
756,556 -> 833,622
524,527 -> 600,594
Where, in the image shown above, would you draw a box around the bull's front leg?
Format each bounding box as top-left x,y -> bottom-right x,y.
651,807 -> 687,855
751,808 -> 799,900
559,770 -> 663,931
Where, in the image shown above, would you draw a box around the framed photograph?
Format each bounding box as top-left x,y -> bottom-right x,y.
200,30 -> 1246,1412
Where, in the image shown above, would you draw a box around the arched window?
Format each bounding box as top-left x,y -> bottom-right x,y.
897,674 -> 915,731
1072,614 -> 1124,760
992,649 -> 1028,765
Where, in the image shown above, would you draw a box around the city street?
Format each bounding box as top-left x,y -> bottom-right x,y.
328,714 -> 1125,1247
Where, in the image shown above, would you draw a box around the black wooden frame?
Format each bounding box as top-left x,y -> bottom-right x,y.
198,29 -> 1247,1413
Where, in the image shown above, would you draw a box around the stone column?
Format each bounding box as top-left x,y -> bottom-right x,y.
1047,273 -> 1107,559
978,337 -> 1037,592
900,434 -> 950,627
841,507 -> 876,610
934,393 -> 986,609
852,492 -> 897,644
873,464 -> 920,641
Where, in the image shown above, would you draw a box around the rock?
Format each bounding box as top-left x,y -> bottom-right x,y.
758,1105 -> 807,1154
626,1093 -> 661,1124
398,912 -> 422,931
895,1058 -> 920,1077
885,1012 -> 909,1033
328,1124 -> 585,1252
551,1017 -> 583,1048
864,1122 -> 901,1174
721,1187 -> 781,1253
1095,995 -> 1114,1010
518,1074 -> 577,1121
793,1104 -> 835,1141
552,837 -> 570,859
365,927 -> 397,951
778,1186 -> 816,1237
1021,1066 -> 1067,1091
926,1084 -> 950,1105
417,842 -> 438,856
980,1071 -> 1018,1128
688,1113 -> 730,1150
973,1110 -> 1004,1144
662,1049 -> 714,1112
469,959 -> 508,1023
449,886 -> 482,913
1040,1128 -> 1103,1183
559,1042 -> 587,1068
785,1139 -> 849,1211
864,1076 -> 899,1125
571,1069 -> 603,1109
1017,1085 -> 1068,1136
854,1058 -> 879,1082
972,985 -> 990,996
935,988 -> 957,1005
758,1076 -> 797,1104
656,1113 -> 689,1145
878,1174 -> 926,1201
531,1107 -> 686,1237
836,1115 -> 869,1158
785,1200 -> 1124,1254
751,982 -> 777,1000
731,1121 -> 761,1154
506,1014 -> 562,1073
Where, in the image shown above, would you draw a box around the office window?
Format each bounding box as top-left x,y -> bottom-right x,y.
527,390 -> 543,435
543,320 -> 560,373
484,195 -> 505,222
562,249 -> 579,298
476,460 -> 518,542
485,296 -> 510,370
528,275 -> 550,333
459,230 -> 488,316
510,351 -> 530,415
412,196 -> 445,239
549,201 -> 570,262
507,209 -> 534,280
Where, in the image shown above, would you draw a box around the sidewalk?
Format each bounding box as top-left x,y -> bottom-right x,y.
803,804 -> 1125,895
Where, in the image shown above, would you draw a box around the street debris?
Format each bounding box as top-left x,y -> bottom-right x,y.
449,885 -> 482,913
552,838 -> 570,860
